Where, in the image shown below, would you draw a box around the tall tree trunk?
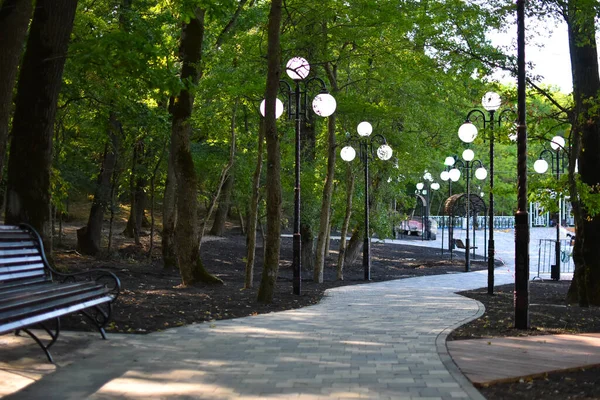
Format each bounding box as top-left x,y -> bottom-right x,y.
162,131 -> 178,270
314,113 -> 337,283
344,225 -> 363,266
245,119 -> 265,289
5,0 -> 78,247
148,144 -> 166,257
171,8 -> 222,285
257,0 -> 283,303
210,174 -> 234,236
123,139 -> 140,239
0,0 -> 34,186
337,167 -> 355,280
301,222 -> 314,275
77,113 -> 120,255
565,0 -> 600,306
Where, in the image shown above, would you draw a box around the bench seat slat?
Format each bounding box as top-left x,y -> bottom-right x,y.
0,276 -> 50,290
0,285 -> 111,322
0,296 -> 113,335
0,281 -> 98,304
0,282 -> 106,313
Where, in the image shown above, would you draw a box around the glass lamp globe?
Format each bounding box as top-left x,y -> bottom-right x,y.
416,182 -> 424,190
423,171 -> 433,181
482,91 -> 501,111
458,122 -> 478,143
462,149 -> 475,162
440,170 -> 450,181
449,168 -> 461,182
259,98 -> 284,119
377,144 -> 393,160
422,189 -> 428,195
534,159 -> 549,174
357,121 -> 372,137
312,93 -> 336,117
340,146 -> 356,162
431,182 -> 440,190
286,57 -> 310,80
444,156 -> 456,166
475,167 -> 488,180
550,135 -> 565,151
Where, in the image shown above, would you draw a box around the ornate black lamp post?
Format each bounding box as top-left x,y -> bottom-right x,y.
416,172 -> 440,240
534,135 -> 568,281
459,92 -> 514,295
440,156 -> 459,254
260,57 -> 336,295
340,121 -> 393,280
448,149 -> 487,272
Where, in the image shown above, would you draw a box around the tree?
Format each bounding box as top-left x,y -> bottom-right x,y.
170,7 -> 222,285
257,0 -> 283,303
76,113 -> 120,255
563,0 -> 600,306
0,0 -> 34,186
5,0 -> 78,243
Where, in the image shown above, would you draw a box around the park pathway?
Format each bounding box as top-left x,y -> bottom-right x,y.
3,268 -> 514,400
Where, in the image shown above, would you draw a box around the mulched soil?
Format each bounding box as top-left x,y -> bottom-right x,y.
52,224 -> 599,400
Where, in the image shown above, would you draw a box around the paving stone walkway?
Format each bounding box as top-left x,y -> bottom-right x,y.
2,267 -> 515,400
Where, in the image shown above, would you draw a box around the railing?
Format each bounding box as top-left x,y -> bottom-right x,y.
431,216 -> 515,229
533,238 -> 575,279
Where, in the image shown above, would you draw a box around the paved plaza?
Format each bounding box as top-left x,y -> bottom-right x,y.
0,227 -> 573,399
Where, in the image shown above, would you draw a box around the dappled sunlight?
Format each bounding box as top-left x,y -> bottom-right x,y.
97,370 -> 234,399
340,340 -> 383,347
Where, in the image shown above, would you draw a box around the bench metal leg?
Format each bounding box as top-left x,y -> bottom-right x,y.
81,303 -> 112,339
18,318 -> 60,364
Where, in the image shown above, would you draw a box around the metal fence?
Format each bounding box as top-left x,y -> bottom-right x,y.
431,216 -> 515,230
534,238 -> 575,279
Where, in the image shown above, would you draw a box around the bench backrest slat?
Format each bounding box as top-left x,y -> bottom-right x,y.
0,226 -> 49,286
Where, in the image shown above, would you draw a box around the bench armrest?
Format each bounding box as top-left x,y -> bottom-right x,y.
53,269 -> 121,300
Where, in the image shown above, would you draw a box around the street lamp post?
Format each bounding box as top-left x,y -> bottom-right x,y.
534,135 -> 568,281
340,121 -> 393,280
416,172 -> 440,240
460,92 -> 513,295
440,156 -> 459,254
260,57 -> 336,295
449,149 -> 487,272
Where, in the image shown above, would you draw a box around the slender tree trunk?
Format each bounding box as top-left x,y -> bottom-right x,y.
337,167 -> 355,280
5,0 -> 78,247
314,113 -> 337,283
257,0 -> 283,303
0,0 -> 34,186
565,0 -> 600,306
162,117 -> 178,269
245,119 -> 265,289
210,174 -> 234,236
198,103 -> 236,254
77,113 -> 120,254
148,144 -> 165,257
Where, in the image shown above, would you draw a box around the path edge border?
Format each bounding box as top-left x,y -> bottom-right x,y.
435,296 -> 487,400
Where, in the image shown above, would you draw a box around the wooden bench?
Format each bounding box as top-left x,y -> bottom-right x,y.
453,238 -> 477,250
0,224 -> 120,363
